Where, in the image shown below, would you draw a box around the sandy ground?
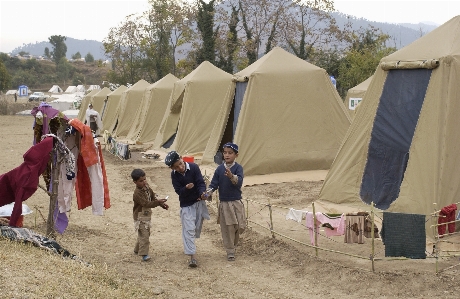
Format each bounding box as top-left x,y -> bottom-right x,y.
1,115 -> 460,298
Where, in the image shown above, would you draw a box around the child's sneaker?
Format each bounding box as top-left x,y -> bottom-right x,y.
142,255 -> 151,261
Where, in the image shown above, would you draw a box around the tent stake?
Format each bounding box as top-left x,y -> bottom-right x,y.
371,202 -> 375,272
268,199 -> 275,239
312,202 -> 318,257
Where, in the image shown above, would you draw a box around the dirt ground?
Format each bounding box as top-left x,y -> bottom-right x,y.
1,115 -> 460,298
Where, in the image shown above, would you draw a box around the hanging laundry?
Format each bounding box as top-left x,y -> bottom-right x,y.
286,208 -> 307,223
344,214 -> 365,244
68,118 -> 110,215
0,137 -> 54,226
381,212 -> 426,259
306,212 -> 345,245
438,204 -> 457,236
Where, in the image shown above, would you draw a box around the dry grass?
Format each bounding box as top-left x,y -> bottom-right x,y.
0,239 -> 158,298
0,96 -> 37,115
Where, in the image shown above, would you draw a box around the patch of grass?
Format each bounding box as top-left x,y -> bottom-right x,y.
0,239 -> 158,298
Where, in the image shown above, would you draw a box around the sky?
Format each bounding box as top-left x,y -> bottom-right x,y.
0,0 -> 459,53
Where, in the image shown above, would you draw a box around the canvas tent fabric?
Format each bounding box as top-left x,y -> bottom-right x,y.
77,89 -> 101,121
90,87 -> 112,114
125,74 -> 179,143
153,62 -> 233,155
201,47 -> 351,176
76,85 -> 85,92
48,85 -> 63,93
111,80 -> 150,137
100,85 -> 128,131
65,86 -> 77,93
317,16 -> 460,238
345,75 -> 373,116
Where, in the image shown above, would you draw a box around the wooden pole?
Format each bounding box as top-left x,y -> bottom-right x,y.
312,202 -> 318,257
268,199 -> 275,239
46,149 -> 60,237
433,203 -> 439,274
246,198 -> 249,228
371,202 -> 375,272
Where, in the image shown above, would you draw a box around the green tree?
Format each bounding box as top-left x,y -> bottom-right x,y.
103,15 -> 145,84
0,60 -> 11,92
85,52 -> 95,63
56,57 -> 74,85
144,0 -> 175,81
72,52 -> 82,59
337,28 -> 396,98
44,47 -> 51,59
18,51 -> 29,57
48,35 -> 67,64
196,0 -> 216,64
282,0 -> 338,61
215,4 -> 239,73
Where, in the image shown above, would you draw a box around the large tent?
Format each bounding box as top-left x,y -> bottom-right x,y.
201,47 -> 351,176
101,85 -> 128,131
77,89 -> 101,121
90,87 -> 112,114
111,79 -> 150,137
125,74 -> 179,143
153,61 -> 233,155
317,16 -> 460,237
344,75 -> 373,117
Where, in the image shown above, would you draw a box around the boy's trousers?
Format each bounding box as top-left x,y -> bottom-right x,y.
219,200 -> 246,254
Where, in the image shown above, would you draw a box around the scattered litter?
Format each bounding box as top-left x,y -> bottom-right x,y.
142,153 -> 160,159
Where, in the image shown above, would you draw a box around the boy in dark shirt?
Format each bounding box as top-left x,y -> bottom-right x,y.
206,142 -> 245,261
165,151 -> 210,268
131,168 -> 168,262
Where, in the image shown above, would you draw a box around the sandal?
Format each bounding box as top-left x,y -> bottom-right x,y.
189,258 -> 198,268
227,253 -> 235,261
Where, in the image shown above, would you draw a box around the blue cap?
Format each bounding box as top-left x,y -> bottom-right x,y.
223,142 -> 238,153
164,151 -> 180,166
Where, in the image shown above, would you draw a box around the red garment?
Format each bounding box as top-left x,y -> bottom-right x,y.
438,204 -> 457,236
69,118 -> 98,210
70,118 -> 110,211
0,137 -> 54,226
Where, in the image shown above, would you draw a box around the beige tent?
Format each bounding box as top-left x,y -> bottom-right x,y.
90,87 -> 112,114
77,89 -> 101,121
153,61 -> 233,155
344,75 -> 373,117
318,16 -> 460,237
101,85 -> 128,132
125,74 -> 179,143
111,80 -> 150,137
202,47 -> 351,176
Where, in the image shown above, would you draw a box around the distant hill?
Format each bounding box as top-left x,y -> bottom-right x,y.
10,37 -> 106,60
8,12 -> 439,61
331,12 -> 438,49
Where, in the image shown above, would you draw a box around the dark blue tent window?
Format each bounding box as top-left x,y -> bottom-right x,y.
360,69 -> 432,209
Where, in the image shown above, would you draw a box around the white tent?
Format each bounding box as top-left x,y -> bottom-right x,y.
6,90 -> 17,95
48,85 -> 63,93
65,86 -> 77,93
76,85 -> 86,92
87,85 -> 101,92
49,94 -> 81,111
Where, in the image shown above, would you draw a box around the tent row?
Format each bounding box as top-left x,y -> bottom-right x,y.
77,15 -> 460,237
80,47 -> 352,176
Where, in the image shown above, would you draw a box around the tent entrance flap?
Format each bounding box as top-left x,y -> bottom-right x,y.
360,69 -> 432,209
163,133 -> 176,149
214,95 -> 236,165
233,82 -> 247,135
